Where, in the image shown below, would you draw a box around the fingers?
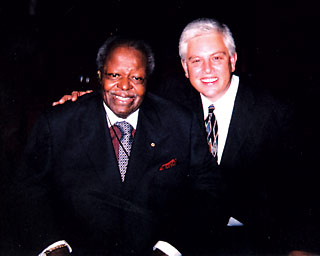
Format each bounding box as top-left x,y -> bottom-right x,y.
52,90 -> 93,106
71,91 -> 80,101
52,95 -> 73,106
79,90 -> 93,96
71,90 -> 93,101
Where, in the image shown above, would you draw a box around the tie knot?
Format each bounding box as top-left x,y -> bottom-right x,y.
208,104 -> 215,114
115,121 -> 133,136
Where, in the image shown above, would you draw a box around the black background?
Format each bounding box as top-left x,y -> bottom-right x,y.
1,0 -> 319,102
1,0 -> 318,154
1,0 -> 319,253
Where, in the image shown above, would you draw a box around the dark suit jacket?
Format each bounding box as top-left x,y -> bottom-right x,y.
17,92 -> 224,255
154,73 -> 302,254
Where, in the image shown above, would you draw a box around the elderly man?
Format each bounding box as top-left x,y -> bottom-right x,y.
17,36 -> 224,256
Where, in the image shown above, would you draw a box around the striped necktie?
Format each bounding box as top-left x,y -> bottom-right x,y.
205,104 -> 218,158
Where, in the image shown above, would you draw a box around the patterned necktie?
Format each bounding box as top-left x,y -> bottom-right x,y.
114,121 -> 133,182
205,104 -> 218,158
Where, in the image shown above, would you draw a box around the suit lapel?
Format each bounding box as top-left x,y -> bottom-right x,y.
221,82 -> 256,165
221,82 -> 273,165
187,81 -> 256,165
123,95 -> 167,194
78,94 -> 122,193
77,94 -> 171,196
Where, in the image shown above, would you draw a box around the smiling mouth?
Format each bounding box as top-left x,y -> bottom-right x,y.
115,95 -> 133,101
201,77 -> 218,83
112,94 -> 136,104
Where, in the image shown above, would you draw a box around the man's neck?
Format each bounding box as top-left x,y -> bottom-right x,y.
103,102 -> 139,129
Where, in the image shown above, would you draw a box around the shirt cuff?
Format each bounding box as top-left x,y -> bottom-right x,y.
153,241 -> 182,256
38,240 -> 72,256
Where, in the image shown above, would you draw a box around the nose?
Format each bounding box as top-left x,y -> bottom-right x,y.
203,59 -> 214,74
118,77 -> 132,90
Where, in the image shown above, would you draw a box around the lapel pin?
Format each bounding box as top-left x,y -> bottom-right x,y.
150,142 -> 155,147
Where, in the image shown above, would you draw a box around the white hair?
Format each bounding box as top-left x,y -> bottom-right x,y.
179,18 -> 236,61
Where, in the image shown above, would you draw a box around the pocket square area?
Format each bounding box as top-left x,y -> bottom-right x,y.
160,158 -> 177,171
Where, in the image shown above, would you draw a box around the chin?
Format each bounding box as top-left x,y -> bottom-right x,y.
114,111 -> 130,119
114,107 -> 137,118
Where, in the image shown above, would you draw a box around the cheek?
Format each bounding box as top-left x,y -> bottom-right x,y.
212,62 -> 227,73
102,91 -> 113,105
102,83 -> 115,101
213,65 -> 229,80
102,80 -> 115,92
189,65 -> 201,75
134,84 -> 146,97
187,68 -> 200,82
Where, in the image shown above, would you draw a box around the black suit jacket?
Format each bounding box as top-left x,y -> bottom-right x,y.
17,92 -> 224,255
154,73 -> 301,254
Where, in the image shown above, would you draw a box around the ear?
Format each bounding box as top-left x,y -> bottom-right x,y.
181,59 -> 189,78
230,52 -> 237,73
97,70 -> 102,80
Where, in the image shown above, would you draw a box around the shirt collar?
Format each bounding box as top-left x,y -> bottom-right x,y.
201,74 -> 239,119
103,102 -> 139,129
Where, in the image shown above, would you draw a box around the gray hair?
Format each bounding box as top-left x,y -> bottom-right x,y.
179,18 -> 236,61
96,35 -> 155,78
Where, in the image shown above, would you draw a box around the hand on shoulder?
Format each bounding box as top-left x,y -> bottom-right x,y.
52,90 -> 93,106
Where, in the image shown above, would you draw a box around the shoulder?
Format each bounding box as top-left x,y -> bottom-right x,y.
151,72 -> 201,110
32,92 -> 103,132
140,92 -> 201,132
45,92 -> 102,120
237,74 -> 285,106
144,92 -> 194,118
237,74 -> 296,121
141,93 -> 206,139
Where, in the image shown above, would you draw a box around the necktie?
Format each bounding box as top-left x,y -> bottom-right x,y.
205,104 -> 218,158
114,121 -> 133,182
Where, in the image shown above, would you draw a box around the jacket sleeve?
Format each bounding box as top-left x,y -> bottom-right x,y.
16,111 -> 63,254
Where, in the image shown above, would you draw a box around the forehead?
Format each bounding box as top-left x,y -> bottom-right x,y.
106,46 -> 147,68
186,32 -> 228,57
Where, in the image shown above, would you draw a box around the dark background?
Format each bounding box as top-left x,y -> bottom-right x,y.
1,0 -> 319,253
1,0 -> 319,102
1,0 -> 318,162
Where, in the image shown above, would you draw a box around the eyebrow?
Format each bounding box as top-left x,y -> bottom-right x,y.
187,51 -> 228,61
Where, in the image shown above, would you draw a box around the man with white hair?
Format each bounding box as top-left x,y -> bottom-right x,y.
155,17 -> 301,254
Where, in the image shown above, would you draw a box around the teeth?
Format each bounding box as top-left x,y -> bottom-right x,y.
202,78 -> 218,83
115,95 -> 130,100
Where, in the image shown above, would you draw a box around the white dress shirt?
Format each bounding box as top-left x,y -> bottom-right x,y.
103,102 -> 139,129
201,75 -> 243,227
201,75 -> 239,165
